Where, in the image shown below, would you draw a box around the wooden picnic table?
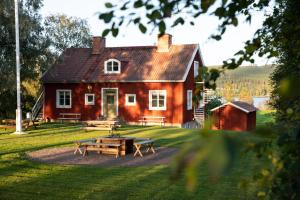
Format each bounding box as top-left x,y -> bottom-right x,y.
95,136 -> 135,156
133,138 -> 156,157
83,120 -> 120,135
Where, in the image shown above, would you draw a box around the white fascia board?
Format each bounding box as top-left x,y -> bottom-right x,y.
182,44 -> 203,82
210,102 -> 250,113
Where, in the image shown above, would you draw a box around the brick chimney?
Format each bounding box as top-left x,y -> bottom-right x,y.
157,34 -> 172,52
92,36 -> 106,54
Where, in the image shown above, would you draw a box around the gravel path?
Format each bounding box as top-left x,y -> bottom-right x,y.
26,147 -> 178,167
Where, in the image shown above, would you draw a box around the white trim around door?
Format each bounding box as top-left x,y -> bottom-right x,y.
101,88 -> 119,116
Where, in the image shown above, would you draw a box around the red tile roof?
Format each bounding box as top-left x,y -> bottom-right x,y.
42,44 -> 198,83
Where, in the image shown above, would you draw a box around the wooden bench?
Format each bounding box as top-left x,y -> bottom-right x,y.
139,116 -> 166,126
58,113 -> 81,122
134,138 -> 155,157
82,142 -> 122,158
73,139 -> 96,155
83,120 -> 119,135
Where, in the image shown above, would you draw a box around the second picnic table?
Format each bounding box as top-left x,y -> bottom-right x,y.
83,120 -> 120,135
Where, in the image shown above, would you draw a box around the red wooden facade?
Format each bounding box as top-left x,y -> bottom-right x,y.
211,103 -> 256,131
42,34 -> 202,126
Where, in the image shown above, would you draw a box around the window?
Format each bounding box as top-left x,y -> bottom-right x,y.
104,59 -> 121,74
125,94 -> 136,106
187,90 -> 193,110
194,61 -> 199,77
149,90 -> 167,110
56,90 -> 71,108
85,93 -> 95,105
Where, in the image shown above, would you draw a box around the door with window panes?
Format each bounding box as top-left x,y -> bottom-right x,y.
103,89 -> 117,118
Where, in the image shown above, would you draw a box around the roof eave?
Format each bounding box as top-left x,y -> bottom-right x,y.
210,102 -> 255,113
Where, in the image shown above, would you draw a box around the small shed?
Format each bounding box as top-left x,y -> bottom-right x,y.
210,101 -> 257,131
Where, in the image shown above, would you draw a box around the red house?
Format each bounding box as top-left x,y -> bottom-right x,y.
210,101 -> 257,131
42,34 -> 204,127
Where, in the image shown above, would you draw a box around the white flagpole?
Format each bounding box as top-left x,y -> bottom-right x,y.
14,0 -> 23,134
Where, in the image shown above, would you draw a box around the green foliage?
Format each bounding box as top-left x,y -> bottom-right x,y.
44,14 -> 92,56
0,0 -> 47,118
205,97 -> 223,116
0,3 -> 92,118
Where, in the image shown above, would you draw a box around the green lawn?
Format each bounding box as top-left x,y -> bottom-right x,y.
0,112 -> 273,200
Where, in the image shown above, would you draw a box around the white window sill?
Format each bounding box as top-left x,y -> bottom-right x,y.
125,103 -> 136,106
56,106 -> 71,109
149,107 -> 166,111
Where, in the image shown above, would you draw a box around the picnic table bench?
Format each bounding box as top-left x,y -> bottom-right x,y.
139,116 -> 166,126
73,139 -> 96,155
134,138 -> 156,157
58,113 -> 81,122
82,142 -> 122,158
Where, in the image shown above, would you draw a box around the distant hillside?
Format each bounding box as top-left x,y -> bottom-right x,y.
207,65 -> 275,102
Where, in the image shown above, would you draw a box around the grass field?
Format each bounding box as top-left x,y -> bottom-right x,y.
0,111 -> 274,200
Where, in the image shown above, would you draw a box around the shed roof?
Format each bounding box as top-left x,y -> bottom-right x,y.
42,44 -> 200,83
210,101 -> 257,113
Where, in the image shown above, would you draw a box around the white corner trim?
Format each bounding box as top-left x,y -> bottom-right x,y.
210,102 -> 251,113
125,94 -> 136,106
85,93 -> 95,105
187,90 -> 193,110
149,90 -> 167,110
182,44 -> 202,82
56,89 -> 72,108
104,58 -> 121,74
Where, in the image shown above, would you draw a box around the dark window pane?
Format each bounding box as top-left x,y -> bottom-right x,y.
65,98 -> 70,106
152,99 -> 157,107
107,95 -> 115,104
159,99 -> 164,107
87,95 -> 93,102
59,98 -> 64,105
107,62 -> 112,71
59,93 -> 64,99
113,61 -> 119,71
152,94 -> 158,100
128,96 -> 135,103
159,94 -> 164,100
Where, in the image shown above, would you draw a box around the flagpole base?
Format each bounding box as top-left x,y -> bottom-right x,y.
11,131 -> 27,135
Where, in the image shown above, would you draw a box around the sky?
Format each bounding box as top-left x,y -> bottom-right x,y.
40,0 -> 271,66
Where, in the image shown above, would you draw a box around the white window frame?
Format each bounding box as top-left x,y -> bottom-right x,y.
56,89 -> 72,108
187,90 -> 193,110
149,90 -> 167,110
85,93 -> 95,105
104,59 -> 121,74
194,61 -> 199,77
125,94 -> 136,106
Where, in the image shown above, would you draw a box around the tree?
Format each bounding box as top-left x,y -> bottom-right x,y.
205,97 -> 222,116
98,0 -> 300,199
0,2 -> 93,119
44,14 -> 92,56
0,0 -> 48,118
